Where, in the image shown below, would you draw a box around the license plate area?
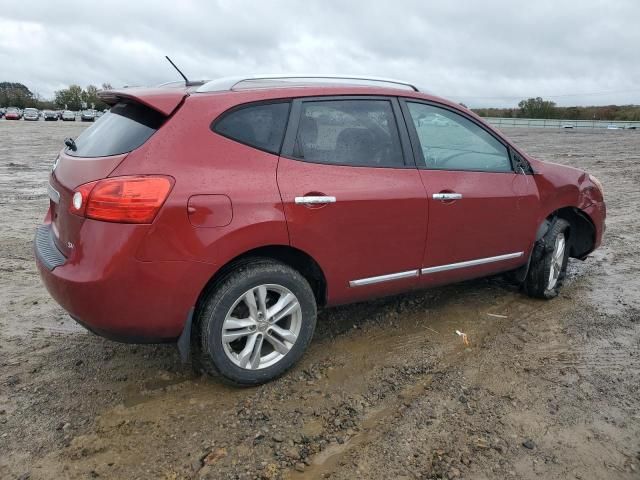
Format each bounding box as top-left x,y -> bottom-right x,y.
48,182 -> 61,239
47,182 -> 60,204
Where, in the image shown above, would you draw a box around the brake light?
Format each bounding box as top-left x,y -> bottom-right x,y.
69,176 -> 173,223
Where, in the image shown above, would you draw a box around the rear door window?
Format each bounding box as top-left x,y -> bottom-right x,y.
68,102 -> 164,157
212,101 -> 290,154
292,99 -> 404,168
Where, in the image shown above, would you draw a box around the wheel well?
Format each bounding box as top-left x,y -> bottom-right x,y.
549,207 -> 596,259
195,245 -> 327,313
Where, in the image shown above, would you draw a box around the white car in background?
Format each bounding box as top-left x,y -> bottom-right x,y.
23,108 -> 40,121
61,110 -> 76,121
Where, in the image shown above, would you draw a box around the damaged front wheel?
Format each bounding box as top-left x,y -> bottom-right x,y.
524,218 -> 570,299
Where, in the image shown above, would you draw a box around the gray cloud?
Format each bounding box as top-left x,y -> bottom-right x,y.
1,0 -> 638,107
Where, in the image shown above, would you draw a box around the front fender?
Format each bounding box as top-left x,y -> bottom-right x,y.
529,159 -> 605,258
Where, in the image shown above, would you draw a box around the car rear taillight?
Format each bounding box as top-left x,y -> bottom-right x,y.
69,176 -> 173,223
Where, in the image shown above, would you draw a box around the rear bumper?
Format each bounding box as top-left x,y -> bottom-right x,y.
35,221 -> 213,343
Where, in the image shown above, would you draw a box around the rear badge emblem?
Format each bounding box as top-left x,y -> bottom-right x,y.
67,241 -> 74,249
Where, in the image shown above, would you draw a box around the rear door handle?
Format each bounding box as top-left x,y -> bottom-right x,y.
294,196 -> 337,205
432,193 -> 462,201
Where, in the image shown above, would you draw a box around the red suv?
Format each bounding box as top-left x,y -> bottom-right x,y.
35,75 -> 606,385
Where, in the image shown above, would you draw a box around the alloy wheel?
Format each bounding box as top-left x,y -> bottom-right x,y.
547,233 -> 566,290
221,284 -> 302,370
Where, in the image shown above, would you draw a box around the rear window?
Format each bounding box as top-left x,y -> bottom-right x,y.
212,101 -> 290,154
67,102 -> 164,157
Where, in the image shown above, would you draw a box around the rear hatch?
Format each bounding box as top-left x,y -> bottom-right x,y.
48,87 -> 187,257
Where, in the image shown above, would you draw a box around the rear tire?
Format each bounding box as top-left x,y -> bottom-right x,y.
524,218 -> 570,299
195,259 -> 317,386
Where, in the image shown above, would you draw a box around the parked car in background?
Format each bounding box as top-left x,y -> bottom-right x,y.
23,108 -> 40,121
35,75 -> 606,386
4,107 -> 21,120
61,110 -> 76,121
43,110 -> 59,121
81,109 -> 96,122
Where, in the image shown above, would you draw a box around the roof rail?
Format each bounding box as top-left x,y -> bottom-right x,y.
195,74 -> 420,93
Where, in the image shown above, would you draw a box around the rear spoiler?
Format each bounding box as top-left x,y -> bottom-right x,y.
97,87 -> 187,116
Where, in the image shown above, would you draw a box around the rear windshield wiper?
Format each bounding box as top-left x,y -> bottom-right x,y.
64,138 -> 77,151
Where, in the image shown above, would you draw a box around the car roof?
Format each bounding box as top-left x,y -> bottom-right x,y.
99,76 -> 483,130
184,74 -> 469,110
192,83 -> 464,113
196,74 -> 420,93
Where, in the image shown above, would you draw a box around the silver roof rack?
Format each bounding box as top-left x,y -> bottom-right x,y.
195,74 -> 420,93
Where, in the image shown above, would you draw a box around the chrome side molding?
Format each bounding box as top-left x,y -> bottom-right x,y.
421,252 -> 524,275
349,269 -> 419,287
349,252 -> 524,287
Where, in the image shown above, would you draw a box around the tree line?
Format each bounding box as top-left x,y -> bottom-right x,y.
473,97 -> 640,121
1,82 -> 111,110
3,83 -> 639,120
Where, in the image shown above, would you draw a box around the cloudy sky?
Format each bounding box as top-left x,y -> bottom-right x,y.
1,0 -> 638,107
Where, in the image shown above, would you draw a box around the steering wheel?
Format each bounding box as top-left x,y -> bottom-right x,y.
432,150 -> 474,167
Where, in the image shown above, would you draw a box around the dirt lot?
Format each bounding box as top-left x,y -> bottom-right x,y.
0,120 -> 638,480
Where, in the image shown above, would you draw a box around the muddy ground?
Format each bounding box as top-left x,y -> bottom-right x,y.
0,120 -> 638,480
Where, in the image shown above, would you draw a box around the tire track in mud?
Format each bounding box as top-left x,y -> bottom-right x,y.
292,300 -> 554,479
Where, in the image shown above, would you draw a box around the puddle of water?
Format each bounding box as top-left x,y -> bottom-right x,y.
315,290 -> 524,370
111,377 -> 246,417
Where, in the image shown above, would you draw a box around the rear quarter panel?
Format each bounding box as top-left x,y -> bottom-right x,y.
110,93 -> 290,268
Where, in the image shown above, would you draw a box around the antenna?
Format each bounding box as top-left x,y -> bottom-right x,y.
165,56 -> 190,85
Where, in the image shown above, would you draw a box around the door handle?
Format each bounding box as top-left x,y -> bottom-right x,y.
294,196 -> 337,205
433,193 -> 463,201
